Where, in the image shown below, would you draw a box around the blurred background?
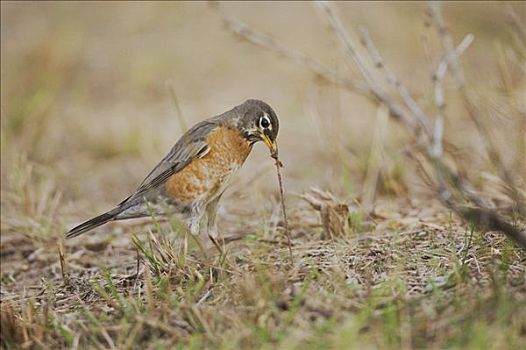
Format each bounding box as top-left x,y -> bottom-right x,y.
1,1 -> 524,233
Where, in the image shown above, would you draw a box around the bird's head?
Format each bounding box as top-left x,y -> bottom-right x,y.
236,99 -> 280,157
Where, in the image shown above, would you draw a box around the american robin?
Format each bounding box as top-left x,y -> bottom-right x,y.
67,99 -> 279,252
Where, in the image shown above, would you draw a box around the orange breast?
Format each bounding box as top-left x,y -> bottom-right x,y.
164,126 -> 252,204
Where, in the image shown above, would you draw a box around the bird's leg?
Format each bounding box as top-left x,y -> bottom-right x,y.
188,214 -> 208,259
205,195 -> 224,256
209,234 -> 224,257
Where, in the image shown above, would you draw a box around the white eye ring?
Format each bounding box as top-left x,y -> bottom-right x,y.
259,113 -> 272,130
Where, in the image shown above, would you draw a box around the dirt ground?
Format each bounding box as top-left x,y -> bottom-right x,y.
1,2 -> 525,349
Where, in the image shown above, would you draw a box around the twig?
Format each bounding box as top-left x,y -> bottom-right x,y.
272,153 -> 294,264
428,1 -> 466,88
432,34 -> 474,157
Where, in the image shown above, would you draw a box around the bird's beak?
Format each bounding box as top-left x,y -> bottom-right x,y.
262,133 -> 278,157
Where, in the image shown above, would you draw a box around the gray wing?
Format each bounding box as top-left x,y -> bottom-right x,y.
118,120 -> 219,209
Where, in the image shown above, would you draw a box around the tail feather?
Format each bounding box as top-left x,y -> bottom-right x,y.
66,208 -> 120,239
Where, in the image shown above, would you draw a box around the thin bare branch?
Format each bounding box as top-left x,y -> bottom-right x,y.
432,34 -> 474,157
428,1 -> 466,88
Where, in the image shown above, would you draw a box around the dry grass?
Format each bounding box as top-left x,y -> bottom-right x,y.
1,196 -> 525,349
1,2 -> 525,349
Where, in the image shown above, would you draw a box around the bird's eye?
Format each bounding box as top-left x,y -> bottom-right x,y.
259,114 -> 271,129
